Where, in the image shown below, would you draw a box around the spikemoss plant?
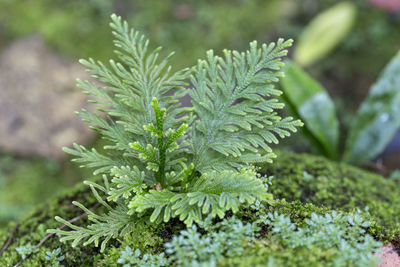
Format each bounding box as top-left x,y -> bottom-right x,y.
48,14 -> 302,251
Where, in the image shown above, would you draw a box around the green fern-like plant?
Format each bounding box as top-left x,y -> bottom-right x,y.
48,14 -> 302,251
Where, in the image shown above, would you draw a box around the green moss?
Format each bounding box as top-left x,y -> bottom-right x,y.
1,151 -> 399,265
220,239 -> 343,267
0,137 -> 105,226
0,0 -> 287,67
263,151 -> 400,242
0,179 -> 101,266
0,157 -> 67,225
0,176 -> 185,266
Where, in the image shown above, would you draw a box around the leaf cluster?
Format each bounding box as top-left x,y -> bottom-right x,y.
49,14 -> 301,251
113,211 -> 380,267
117,246 -> 168,267
281,48 -> 400,163
263,211 -> 381,267
165,216 -> 259,266
44,248 -> 65,267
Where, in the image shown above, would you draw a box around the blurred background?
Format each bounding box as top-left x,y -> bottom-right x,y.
0,0 -> 399,227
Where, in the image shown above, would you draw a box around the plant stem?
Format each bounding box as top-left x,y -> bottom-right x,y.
158,135 -> 166,187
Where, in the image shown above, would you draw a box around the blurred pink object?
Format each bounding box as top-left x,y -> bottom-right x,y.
376,243 -> 400,267
369,0 -> 400,12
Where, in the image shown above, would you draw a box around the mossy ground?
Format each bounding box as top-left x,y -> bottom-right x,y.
263,151 -> 400,243
1,151 -> 399,266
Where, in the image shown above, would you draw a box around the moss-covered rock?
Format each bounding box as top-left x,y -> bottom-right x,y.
0,179 -> 102,266
1,151 -> 399,266
263,151 -> 400,243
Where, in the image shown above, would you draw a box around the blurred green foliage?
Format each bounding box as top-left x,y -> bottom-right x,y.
294,1 -> 356,67
281,50 -> 400,164
0,154 -> 74,226
0,139 -> 103,227
0,154 -> 64,225
0,0 -> 114,60
0,0 -> 288,69
297,0 -> 400,102
1,0 -> 399,90
281,61 -> 340,159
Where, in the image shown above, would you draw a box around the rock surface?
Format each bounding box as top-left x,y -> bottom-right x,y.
0,35 -> 95,158
378,244 -> 400,267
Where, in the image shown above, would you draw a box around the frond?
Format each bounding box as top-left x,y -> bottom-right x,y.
189,39 -> 303,172
107,166 -> 149,202
109,14 -> 191,129
49,178 -> 137,252
73,14 -> 191,170
129,190 -> 176,223
171,169 -> 271,225
184,169 -> 271,212
129,169 -> 271,226
77,108 -> 134,153
63,143 -> 117,175
50,202 -> 133,253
